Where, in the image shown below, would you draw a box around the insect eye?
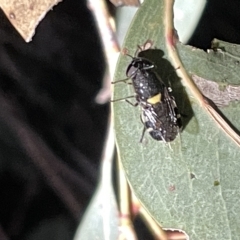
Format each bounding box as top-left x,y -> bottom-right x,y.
133,61 -> 140,67
126,65 -> 137,77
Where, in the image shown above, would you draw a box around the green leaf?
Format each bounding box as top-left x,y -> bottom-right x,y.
178,41 -> 240,84
74,126 -> 119,240
73,181 -> 119,240
113,0 -> 240,239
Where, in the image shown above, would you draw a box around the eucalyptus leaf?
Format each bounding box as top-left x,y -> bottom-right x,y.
113,0 -> 240,239
74,123 -> 119,240
73,181 -> 119,240
178,41 -> 240,85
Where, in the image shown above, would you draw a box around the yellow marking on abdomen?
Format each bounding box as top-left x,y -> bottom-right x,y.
147,93 -> 161,104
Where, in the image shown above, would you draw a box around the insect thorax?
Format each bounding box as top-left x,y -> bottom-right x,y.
132,70 -> 164,102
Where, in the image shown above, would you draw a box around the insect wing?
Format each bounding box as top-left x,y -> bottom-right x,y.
142,87 -> 180,142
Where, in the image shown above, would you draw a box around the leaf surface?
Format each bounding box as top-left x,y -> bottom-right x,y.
113,0 -> 240,239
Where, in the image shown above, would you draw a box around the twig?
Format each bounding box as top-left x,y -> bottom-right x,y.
117,157 -> 138,240
87,0 -> 120,104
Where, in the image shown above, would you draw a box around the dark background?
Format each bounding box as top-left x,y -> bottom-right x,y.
0,0 -> 108,239
188,0 -> 240,49
0,0 -> 239,239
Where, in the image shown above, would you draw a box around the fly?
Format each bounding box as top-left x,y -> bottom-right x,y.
112,40 -> 181,142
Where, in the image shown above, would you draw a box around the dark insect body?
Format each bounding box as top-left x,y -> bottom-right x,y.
141,87 -> 181,142
112,42 -> 181,142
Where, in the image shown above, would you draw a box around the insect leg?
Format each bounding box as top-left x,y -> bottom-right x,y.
139,126 -> 147,143
112,96 -> 139,107
111,78 -> 132,85
142,64 -> 155,71
125,99 -> 139,107
111,95 -> 135,103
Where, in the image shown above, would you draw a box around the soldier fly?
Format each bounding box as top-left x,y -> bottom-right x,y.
112,41 -> 181,142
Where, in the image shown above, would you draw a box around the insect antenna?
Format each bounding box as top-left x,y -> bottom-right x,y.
122,48 -> 135,59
